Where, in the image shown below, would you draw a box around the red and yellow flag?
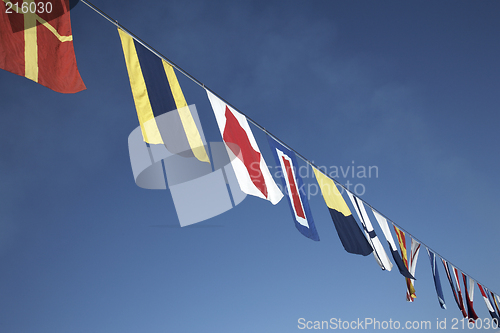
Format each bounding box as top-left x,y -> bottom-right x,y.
0,0 -> 85,93
394,225 -> 417,301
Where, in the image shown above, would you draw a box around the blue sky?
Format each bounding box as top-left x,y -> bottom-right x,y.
1,1 -> 500,332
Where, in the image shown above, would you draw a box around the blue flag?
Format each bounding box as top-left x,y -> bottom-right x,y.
427,248 -> 446,309
267,136 -> 319,241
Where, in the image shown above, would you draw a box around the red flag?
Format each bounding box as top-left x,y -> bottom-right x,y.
206,89 -> 283,205
0,0 -> 85,93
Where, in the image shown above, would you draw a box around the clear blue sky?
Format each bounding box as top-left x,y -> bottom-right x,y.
1,1 -> 500,332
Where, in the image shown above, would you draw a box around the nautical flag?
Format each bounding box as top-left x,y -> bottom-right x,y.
312,168 -> 372,255
206,90 -> 283,204
462,273 -> 479,322
372,210 -> 413,278
394,226 -> 416,301
426,248 -> 446,309
406,238 -> 421,301
492,293 -> 500,328
478,283 -> 499,322
267,136 -> 319,240
492,292 -> 500,319
489,292 -> 500,327
0,0 -> 85,93
452,267 -> 468,318
347,193 -> 392,271
442,260 -> 468,318
118,28 -> 209,163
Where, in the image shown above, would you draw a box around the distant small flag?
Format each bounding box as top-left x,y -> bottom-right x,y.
0,0 -> 85,93
206,90 -> 283,204
267,136 -> 319,241
406,238 -> 421,301
372,210 -> 414,278
312,168 -> 372,255
478,283 -> 499,322
453,267 -> 468,318
426,248 -> 446,309
492,292 -> 500,319
462,273 -> 479,322
347,193 -> 392,271
442,260 -> 468,318
394,226 -> 416,301
118,28 -> 209,163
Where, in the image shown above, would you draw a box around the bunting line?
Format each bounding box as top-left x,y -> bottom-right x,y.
78,0 -> 499,298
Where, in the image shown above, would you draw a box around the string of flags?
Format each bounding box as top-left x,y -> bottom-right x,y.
0,0 -> 499,324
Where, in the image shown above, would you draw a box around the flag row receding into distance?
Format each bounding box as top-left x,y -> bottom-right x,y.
312,167 -> 372,255
206,89 -> 283,205
6,0 -> 497,315
0,0 -> 85,93
427,249 -> 446,309
347,192 -> 392,271
118,28 -> 209,163
118,24 -> 500,321
267,137 -> 319,241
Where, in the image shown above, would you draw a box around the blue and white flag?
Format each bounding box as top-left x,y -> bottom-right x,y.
348,192 -> 393,271
372,210 -> 414,279
267,136 -> 319,241
427,248 -> 446,309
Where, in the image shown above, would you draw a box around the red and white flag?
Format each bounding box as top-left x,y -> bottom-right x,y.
462,273 -> 479,322
477,283 -> 499,322
206,90 -> 283,204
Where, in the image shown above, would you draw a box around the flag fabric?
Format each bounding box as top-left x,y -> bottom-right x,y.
372,210 -> 414,278
206,90 -> 283,204
118,28 -> 209,163
312,167 -> 372,255
462,273 -> 479,322
452,267 -> 468,318
442,260 -> 468,317
267,136 -> 319,240
394,226 -> 416,301
426,248 -> 446,309
492,293 -> 500,319
478,283 -> 500,322
492,293 -> 500,328
489,292 -> 500,327
406,238 -> 421,301
347,193 -> 392,270
0,0 -> 85,93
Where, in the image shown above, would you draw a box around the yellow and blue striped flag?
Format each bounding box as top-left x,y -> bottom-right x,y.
118,28 -> 209,163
